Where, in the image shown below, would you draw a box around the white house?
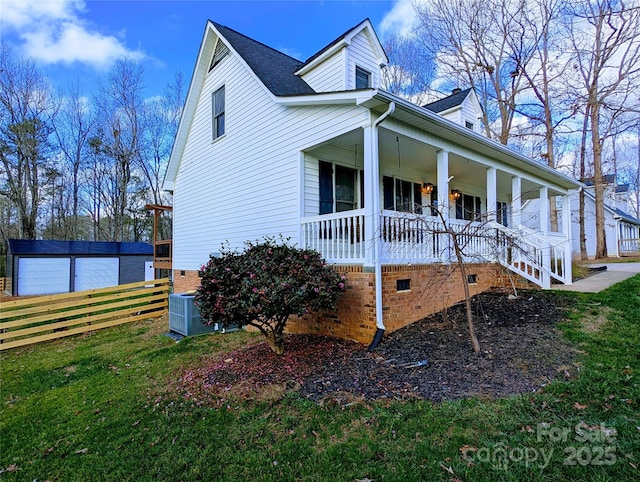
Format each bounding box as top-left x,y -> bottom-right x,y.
163,19 -> 582,344
423,87 -> 484,134
523,179 -> 640,259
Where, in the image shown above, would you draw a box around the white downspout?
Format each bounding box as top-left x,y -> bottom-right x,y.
370,102 -> 395,336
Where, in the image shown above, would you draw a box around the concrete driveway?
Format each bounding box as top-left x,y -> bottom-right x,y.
553,262 -> 640,293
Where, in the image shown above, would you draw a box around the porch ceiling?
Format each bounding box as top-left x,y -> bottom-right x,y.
315,128 -> 536,197
310,126 -> 565,199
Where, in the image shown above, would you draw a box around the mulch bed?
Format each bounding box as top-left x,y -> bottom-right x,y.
171,289 -> 576,406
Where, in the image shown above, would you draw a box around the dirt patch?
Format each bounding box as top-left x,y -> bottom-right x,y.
170,289 -> 576,405
580,305 -> 613,333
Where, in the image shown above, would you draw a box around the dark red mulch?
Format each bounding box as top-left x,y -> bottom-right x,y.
171,289 -> 576,405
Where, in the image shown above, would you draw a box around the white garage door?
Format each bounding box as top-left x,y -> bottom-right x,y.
18,258 -> 71,296
74,257 -> 119,291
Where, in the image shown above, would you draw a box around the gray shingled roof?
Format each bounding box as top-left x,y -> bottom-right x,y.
211,21 -> 316,96
614,207 -> 640,224
299,18 -> 377,70
583,174 -> 617,186
582,191 -> 640,225
423,88 -> 472,113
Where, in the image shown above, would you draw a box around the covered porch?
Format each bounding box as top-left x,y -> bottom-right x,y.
299,95 -> 577,289
618,217 -> 640,257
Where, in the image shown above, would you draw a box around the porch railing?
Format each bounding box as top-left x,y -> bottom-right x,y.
494,225 -> 570,287
619,237 -> 640,254
301,209 -> 366,263
379,211 -> 496,263
301,210 -> 571,288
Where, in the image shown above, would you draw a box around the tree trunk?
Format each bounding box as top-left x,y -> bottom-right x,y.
578,106 -> 590,260
450,229 -> 481,353
265,330 -> 285,355
590,105 -> 608,259
579,190 -> 588,260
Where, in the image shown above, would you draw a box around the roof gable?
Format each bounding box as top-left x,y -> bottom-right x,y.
211,22 -> 315,96
582,191 -> 640,224
296,19 -> 388,76
423,88 -> 473,113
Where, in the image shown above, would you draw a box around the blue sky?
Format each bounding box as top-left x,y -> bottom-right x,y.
1,0 -> 417,96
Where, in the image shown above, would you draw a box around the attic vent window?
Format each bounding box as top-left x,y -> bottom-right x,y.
465,121 -> 474,130
209,40 -> 230,71
355,66 -> 371,89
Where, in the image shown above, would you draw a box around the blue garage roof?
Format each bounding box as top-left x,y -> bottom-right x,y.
7,239 -> 153,256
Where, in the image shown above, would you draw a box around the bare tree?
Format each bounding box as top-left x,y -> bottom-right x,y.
91,59 -> 145,241
51,81 -> 98,239
566,0 -> 640,258
510,0 -> 578,230
139,71 -> 183,208
415,0 -> 533,144
381,33 -> 436,105
0,43 -> 55,239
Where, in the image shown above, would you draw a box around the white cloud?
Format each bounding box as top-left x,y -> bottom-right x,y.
1,0 -> 145,69
379,0 -> 428,38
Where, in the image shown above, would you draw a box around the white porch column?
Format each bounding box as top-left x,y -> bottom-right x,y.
539,186 -> 549,234
539,186 -> 551,288
363,124 -> 379,267
436,150 -> 449,220
562,193 -> 573,285
486,167 -> 497,222
511,176 -> 522,227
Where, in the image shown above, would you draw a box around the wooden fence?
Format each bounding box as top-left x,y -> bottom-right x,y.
0,277 -> 7,292
0,278 -> 170,351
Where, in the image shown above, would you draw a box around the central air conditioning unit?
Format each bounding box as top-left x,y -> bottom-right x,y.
168,293 -> 217,336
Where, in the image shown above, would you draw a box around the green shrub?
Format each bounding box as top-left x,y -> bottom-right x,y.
196,237 -> 345,354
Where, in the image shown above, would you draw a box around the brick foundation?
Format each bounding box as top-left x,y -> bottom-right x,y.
172,269 -> 202,294
174,262 -> 533,345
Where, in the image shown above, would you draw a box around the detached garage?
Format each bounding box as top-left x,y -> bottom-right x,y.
6,240 -> 154,296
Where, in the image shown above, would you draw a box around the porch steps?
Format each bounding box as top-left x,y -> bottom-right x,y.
493,223 -> 570,289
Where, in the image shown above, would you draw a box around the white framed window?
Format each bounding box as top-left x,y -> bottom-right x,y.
455,193 -> 482,221
319,161 -> 363,214
355,66 -> 371,89
212,85 -> 225,140
497,201 -> 509,226
383,176 -> 427,214
465,120 -> 474,130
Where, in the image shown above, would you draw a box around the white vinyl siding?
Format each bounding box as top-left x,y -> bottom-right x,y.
568,195 -> 619,258
173,52 -> 369,270
301,50 -> 345,92
460,98 -> 481,133
522,193 -> 620,258
346,31 -> 381,89
18,258 -> 71,296
439,96 -> 482,133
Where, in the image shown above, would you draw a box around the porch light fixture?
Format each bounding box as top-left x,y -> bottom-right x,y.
421,182 -> 434,194
451,189 -> 462,200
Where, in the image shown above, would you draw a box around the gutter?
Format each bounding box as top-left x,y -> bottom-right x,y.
370,90 -> 584,192
368,102 -> 395,350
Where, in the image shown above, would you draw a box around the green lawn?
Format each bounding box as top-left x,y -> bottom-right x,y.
1,276 -> 639,481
